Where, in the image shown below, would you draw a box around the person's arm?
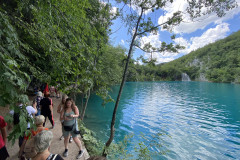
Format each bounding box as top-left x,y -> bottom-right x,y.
32,103 -> 37,114
18,139 -> 27,158
0,116 -> 8,145
28,106 -> 37,115
49,98 -> 53,113
70,106 -> 79,118
60,109 -> 64,121
7,123 -> 13,131
57,104 -> 62,113
49,104 -> 53,113
0,126 -> 7,146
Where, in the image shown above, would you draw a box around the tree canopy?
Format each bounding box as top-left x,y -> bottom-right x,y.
0,0 -> 122,142
0,0 -> 238,156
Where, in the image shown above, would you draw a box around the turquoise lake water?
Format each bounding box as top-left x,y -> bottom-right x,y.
79,82 -> 240,159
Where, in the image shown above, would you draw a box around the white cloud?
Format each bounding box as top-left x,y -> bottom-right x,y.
140,33 -> 162,48
129,5 -> 152,15
134,60 -> 143,65
110,7 -> 118,15
139,23 -> 230,64
139,33 -> 178,63
143,52 -> 175,63
121,39 -> 125,45
155,56 -> 175,63
175,23 -> 230,54
99,1 -> 118,15
127,0 -> 156,15
158,0 -> 240,34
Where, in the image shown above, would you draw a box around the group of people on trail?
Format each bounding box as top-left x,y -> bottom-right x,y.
38,83 -> 60,99
0,90 -> 85,160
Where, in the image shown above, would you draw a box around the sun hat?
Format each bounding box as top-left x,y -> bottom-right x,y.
37,91 -> 43,97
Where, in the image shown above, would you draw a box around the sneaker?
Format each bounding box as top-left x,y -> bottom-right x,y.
52,125 -> 54,129
69,136 -> 73,143
60,135 -> 64,140
76,150 -> 85,159
63,149 -> 68,157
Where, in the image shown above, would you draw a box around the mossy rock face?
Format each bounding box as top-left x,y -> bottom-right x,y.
78,121 -> 104,156
80,127 -> 92,135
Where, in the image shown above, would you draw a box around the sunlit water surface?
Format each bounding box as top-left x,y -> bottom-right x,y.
79,82 -> 240,159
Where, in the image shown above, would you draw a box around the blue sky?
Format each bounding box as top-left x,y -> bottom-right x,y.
108,0 -> 240,64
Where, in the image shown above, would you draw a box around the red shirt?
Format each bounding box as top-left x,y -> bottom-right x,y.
0,116 -> 7,149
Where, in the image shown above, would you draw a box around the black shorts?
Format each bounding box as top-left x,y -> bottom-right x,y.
0,146 -> 9,160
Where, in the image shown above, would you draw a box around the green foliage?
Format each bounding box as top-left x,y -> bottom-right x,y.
79,120 -> 103,156
158,30 -> 240,83
0,0 -> 116,143
105,134 -> 134,160
0,11 -> 35,142
79,120 -> 170,159
106,131 -> 170,160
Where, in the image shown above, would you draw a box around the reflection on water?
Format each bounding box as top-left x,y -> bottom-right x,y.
79,82 -> 240,159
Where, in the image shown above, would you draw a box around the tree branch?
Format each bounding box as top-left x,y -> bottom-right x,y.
137,21 -> 167,36
134,42 -> 183,54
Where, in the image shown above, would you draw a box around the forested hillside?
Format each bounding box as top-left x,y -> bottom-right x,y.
159,30 -> 240,83
126,30 -> 240,83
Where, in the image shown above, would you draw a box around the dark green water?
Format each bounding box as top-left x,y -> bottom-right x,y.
79,82 -> 240,159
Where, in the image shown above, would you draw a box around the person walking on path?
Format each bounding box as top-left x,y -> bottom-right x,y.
35,91 -> 43,116
18,115 -> 49,158
0,116 -> 9,160
55,84 -> 60,98
33,130 -> 64,160
57,95 -> 73,142
50,86 -> 55,98
43,83 -> 49,95
40,92 -> 54,128
9,101 -> 37,149
60,98 -> 84,159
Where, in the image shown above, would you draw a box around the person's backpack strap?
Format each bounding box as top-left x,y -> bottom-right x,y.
47,154 -> 58,160
52,154 -> 58,160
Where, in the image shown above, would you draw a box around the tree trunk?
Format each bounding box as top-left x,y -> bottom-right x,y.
73,92 -> 76,102
81,94 -> 84,109
80,89 -> 90,120
102,8 -> 144,157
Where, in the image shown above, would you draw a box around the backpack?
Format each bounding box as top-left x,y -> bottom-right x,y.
24,137 -> 37,159
24,128 -> 46,159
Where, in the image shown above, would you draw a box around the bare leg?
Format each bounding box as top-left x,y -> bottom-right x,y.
73,137 -> 82,150
64,135 -> 70,149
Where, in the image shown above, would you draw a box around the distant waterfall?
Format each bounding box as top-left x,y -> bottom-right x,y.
181,73 -> 191,81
